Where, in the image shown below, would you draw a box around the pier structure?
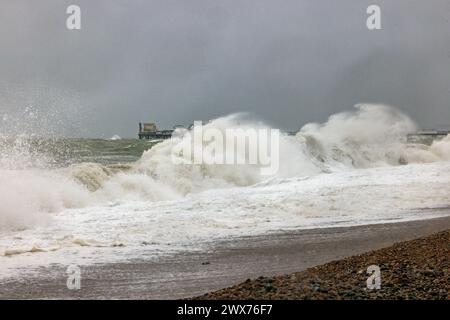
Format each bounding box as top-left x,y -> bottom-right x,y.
407,130 -> 450,145
138,122 -> 175,140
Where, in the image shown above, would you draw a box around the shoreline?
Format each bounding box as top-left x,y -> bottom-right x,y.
197,228 -> 449,300
1,216 -> 450,299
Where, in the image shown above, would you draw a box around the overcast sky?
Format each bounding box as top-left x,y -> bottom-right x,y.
0,0 -> 449,138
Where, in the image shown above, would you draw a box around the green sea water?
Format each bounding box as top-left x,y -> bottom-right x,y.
0,138 -> 159,168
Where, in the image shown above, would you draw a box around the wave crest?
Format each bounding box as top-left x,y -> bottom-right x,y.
1,104 -> 449,231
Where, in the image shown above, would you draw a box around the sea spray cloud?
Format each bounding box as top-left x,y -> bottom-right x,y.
297,104 -> 418,167
170,121 -> 280,175
0,169 -> 90,231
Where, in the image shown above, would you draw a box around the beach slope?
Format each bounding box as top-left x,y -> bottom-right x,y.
0,216 -> 449,299
197,228 -> 449,299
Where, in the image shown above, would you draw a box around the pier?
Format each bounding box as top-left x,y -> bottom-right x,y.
138,122 -> 175,140
407,130 -> 450,145
138,123 -> 449,144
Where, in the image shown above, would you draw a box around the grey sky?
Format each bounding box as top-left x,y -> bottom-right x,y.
0,0 -> 449,138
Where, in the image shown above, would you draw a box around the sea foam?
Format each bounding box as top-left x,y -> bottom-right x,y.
0,104 -> 449,231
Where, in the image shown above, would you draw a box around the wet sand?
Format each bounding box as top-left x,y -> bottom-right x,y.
1,216 -> 450,299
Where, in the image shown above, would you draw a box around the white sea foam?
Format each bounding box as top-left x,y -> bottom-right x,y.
0,169 -> 90,231
0,161 -> 449,278
110,135 -> 121,141
0,104 -> 449,275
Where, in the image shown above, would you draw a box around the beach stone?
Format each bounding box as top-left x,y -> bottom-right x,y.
193,230 -> 450,300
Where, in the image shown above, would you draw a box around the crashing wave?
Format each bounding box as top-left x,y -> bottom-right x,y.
0,104 -> 449,231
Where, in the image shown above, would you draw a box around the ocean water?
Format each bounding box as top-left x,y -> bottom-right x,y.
1,104 -> 449,278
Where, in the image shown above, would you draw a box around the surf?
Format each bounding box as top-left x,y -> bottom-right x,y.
0,103 -> 449,232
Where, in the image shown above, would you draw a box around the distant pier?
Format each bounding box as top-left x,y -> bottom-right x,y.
407,130 -> 450,145
138,122 -> 176,140
138,123 -> 449,143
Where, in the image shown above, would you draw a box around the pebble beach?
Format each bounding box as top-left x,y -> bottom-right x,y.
197,229 -> 450,300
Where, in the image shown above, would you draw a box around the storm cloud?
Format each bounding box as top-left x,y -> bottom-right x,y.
0,0 -> 449,137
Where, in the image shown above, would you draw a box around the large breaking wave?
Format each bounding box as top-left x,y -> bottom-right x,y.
1,104 -> 449,231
